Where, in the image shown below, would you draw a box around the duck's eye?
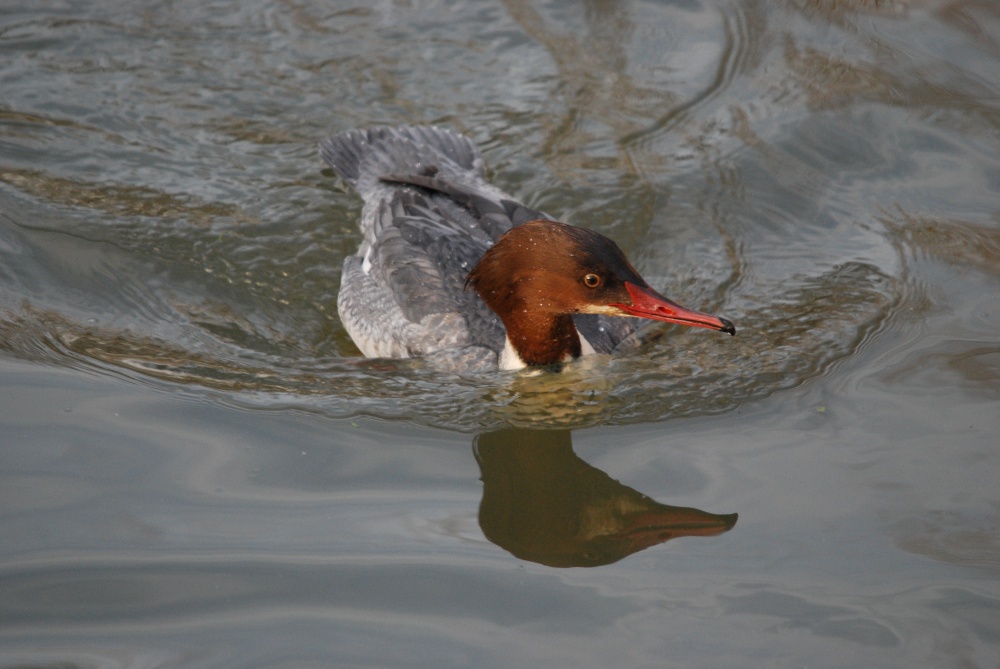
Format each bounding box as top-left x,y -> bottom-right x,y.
583,273 -> 602,288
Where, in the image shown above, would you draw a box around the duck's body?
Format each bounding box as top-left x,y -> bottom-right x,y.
319,126 -> 733,371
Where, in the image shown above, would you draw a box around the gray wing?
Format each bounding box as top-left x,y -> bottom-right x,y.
337,188 -> 507,360
380,169 -> 552,236
373,190 -> 504,350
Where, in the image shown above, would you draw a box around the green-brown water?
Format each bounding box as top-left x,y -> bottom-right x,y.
2,1 -> 998,667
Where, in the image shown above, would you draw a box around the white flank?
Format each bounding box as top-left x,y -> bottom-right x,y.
499,328 -> 597,371
498,336 -> 528,371
577,328 -> 597,356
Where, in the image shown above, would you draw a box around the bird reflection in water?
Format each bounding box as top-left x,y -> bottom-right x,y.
474,429 -> 737,568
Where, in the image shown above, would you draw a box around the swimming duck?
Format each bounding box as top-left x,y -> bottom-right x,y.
319,125 -> 734,371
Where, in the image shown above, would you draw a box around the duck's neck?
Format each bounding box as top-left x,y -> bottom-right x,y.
499,314 -> 583,370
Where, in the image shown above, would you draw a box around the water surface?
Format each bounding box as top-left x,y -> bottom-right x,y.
1,1 -> 999,667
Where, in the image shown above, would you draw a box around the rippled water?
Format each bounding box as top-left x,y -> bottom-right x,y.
2,1 -> 999,667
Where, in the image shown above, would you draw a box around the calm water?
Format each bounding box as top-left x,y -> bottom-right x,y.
2,0 -> 999,667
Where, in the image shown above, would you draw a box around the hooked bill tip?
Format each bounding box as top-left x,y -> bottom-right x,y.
719,317 -> 736,336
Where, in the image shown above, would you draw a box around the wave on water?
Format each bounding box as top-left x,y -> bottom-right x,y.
0,191 -> 898,432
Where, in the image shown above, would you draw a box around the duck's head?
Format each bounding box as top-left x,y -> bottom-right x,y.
467,220 -> 735,343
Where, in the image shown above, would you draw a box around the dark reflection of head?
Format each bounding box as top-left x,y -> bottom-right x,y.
473,429 -> 737,568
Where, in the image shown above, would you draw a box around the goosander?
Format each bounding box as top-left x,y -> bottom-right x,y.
319,125 -> 734,371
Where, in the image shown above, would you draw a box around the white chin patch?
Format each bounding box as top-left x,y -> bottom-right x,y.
579,304 -> 625,317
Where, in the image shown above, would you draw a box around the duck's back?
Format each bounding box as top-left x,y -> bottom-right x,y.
319,126 -> 639,369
